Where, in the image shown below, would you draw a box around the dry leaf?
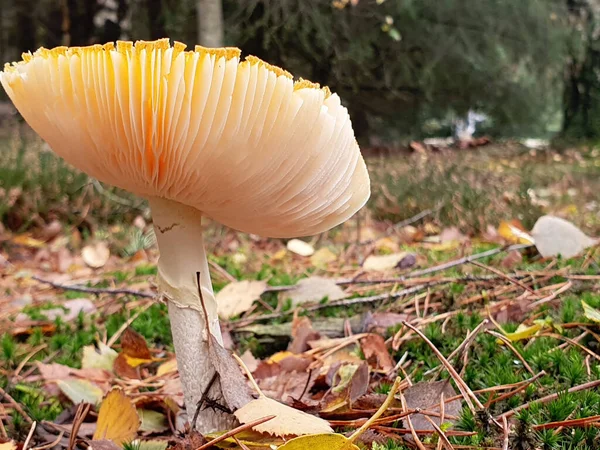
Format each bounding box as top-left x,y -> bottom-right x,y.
287,239 -> 315,256
276,433 -> 358,450
82,342 -> 118,370
289,316 -> 320,354
156,359 -> 178,377
120,327 -> 153,366
56,379 -> 104,405
287,277 -> 346,306
363,252 -> 408,271
310,248 -> 337,268
498,220 -> 534,245
11,234 -> 45,248
216,280 -> 267,319
501,323 -> 543,342
582,301 -> 600,324
403,381 -> 461,432
138,409 -> 168,433
0,441 -> 17,450
234,396 -> 333,436
360,334 -> 395,372
93,388 -> 140,444
531,215 -> 597,258
138,441 -> 169,450
82,242 -> 111,268
208,335 -> 254,410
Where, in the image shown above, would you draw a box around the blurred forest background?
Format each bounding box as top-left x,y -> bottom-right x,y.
1,0 -> 600,143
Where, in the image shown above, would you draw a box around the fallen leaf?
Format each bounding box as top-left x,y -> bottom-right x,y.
582,301 -> 600,324
501,323 -> 543,342
363,252 -> 408,271
93,388 -> 140,444
138,441 -> 169,450
374,237 -> 399,253
216,280 -> 267,319
289,316 -> 320,354
82,242 -> 111,268
44,298 -> 96,322
360,334 -> 395,372
11,234 -> 45,248
287,277 -> 346,306
208,335 -> 254,410
234,396 -> 333,436
138,410 -> 168,433
287,239 -> 315,256
113,353 -> 140,379
439,227 -> 468,244
531,215 -> 598,258
500,250 -> 522,269
402,381 -> 461,432
277,433 -> 359,450
310,248 -> 337,268
156,359 -> 178,377
0,441 -> 16,450
89,440 -> 121,450
82,342 -> 118,370
498,220 -> 534,245
120,327 -> 153,367
56,379 -> 104,405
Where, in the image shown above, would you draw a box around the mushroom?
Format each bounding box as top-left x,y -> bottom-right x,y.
1,39 -> 370,431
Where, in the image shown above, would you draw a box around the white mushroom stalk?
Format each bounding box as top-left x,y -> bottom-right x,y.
150,197 -> 230,430
0,39 -> 371,433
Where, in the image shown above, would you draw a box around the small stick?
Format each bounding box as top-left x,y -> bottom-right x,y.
23,421 -> 37,450
424,415 -> 454,450
106,302 -> 153,347
485,331 -> 537,377
399,392 -> 427,450
0,385 -> 33,424
194,415 -> 276,450
501,416 -> 509,450
31,431 -> 64,450
470,260 -> 535,294
33,275 -> 155,298
402,321 -> 481,413
499,379 -> 600,420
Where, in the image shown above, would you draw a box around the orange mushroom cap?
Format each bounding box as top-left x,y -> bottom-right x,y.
1,39 -> 370,237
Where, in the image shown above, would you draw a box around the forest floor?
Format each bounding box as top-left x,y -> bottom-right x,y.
2,126 -> 600,449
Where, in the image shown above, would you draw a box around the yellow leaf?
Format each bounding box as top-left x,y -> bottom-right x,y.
56,379 -> 104,405
93,388 -> 140,445
277,433 -> 359,450
272,249 -> 287,261
502,323 -> 542,342
11,234 -> 45,248
156,359 -> 178,377
123,355 -> 154,368
234,397 -> 333,437
582,301 -> 600,324
82,343 -> 118,370
0,441 -> 17,450
498,221 -> 534,245
268,351 -> 295,363
310,248 -> 337,268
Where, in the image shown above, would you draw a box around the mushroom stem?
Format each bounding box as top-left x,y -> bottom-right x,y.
149,197 -> 232,432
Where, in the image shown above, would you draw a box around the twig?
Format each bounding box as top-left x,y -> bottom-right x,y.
470,261 -> 535,294
194,415 -> 275,450
231,283 -> 444,327
23,421 -> 36,450
33,275 -> 155,298
501,416 -> 509,450
0,385 -> 33,423
424,415 -> 454,450
499,379 -> 600,419
106,302 -> 153,347
485,330 -> 537,377
31,431 -> 64,450
402,321 -> 483,414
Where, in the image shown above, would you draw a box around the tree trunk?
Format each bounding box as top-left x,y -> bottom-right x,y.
196,0 -> 223,47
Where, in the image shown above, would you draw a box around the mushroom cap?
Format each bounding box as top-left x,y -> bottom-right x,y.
1,39 -> 370,237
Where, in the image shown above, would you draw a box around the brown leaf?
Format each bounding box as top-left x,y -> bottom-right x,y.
289,316 -> 320,354
207,335 -> 254,410
113,353 -> 141,380
501,250 -> 523,269
402,381 -> 461,432
360,335 -> 395,372
120,327 -> 153,365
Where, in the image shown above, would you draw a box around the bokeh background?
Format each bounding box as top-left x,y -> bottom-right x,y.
1,0 -> 600,235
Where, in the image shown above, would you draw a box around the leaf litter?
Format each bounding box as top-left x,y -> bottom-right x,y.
5,202 -> 600,449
